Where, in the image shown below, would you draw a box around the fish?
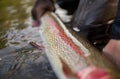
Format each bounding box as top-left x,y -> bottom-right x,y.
38,13 -> 120,79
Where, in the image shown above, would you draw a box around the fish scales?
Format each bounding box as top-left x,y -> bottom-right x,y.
39,13 -> 120,79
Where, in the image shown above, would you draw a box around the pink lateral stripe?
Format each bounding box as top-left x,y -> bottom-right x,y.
46,15 -> 84,56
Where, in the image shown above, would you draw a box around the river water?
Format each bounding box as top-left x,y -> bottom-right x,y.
0,0 -> 57,79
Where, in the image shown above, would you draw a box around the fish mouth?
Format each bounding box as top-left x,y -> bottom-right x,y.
32,20 -> 41,27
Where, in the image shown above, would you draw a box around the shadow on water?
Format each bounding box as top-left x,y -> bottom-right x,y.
0,0 -> 57,79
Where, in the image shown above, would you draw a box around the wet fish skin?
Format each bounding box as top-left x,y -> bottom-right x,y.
40,13 -> 120,79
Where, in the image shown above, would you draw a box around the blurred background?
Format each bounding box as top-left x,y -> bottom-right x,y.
0,0 -> 58,79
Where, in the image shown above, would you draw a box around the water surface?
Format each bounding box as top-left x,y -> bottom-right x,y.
0,0 -> 57,79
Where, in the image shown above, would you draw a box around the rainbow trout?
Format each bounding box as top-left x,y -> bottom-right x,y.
39,13 -> 120,79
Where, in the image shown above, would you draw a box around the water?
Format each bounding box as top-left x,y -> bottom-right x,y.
0,0 -> 57,79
